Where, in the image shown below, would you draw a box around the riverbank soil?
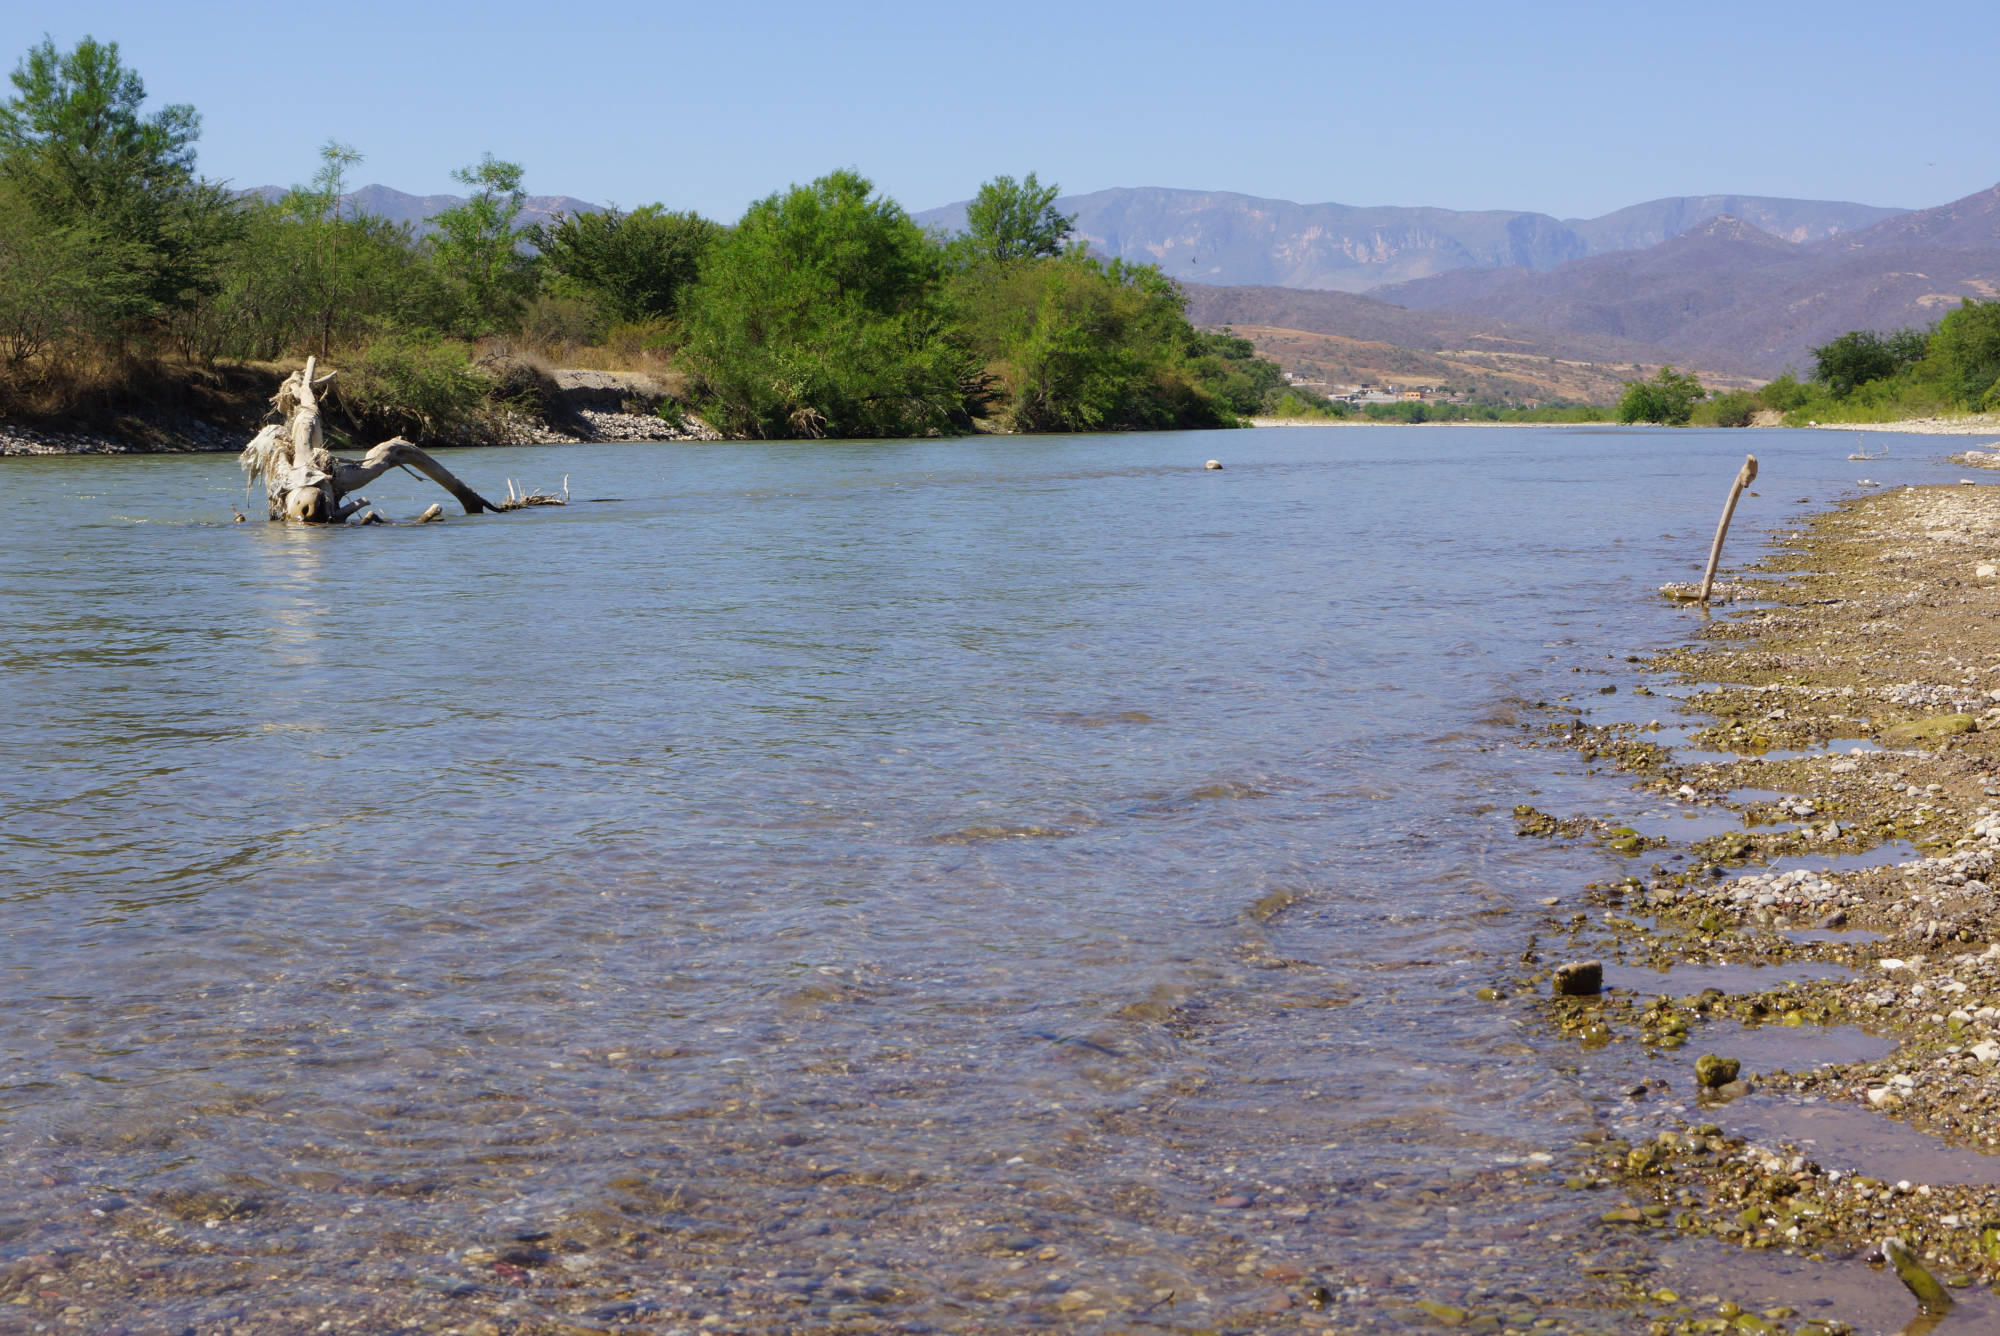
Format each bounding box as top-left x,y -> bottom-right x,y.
1523,480 -> 2000,1333
0,358 -> 281,454
0,360 -> 711,455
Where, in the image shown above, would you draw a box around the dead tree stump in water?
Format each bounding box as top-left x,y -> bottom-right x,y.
239,357 -> 501,522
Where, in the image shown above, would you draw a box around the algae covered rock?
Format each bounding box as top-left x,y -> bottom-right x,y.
1883,1235 -> 1955,1313
1882,713 -> 1976,745
1695,1053 -> 1741,1089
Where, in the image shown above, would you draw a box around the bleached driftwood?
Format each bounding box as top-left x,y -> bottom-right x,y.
240,357 -> 501,523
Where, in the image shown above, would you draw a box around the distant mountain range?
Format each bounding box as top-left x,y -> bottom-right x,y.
244,183 -> 602,233
913,188 -> 1907,292
1371,185 -> 2000,374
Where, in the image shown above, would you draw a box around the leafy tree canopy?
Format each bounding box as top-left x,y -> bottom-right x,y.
1617,365 -> 1706,425
424,153 -> 534,337
1923,300 -> 2000,411
528,205 -> 719,322
679,169 -> 977,438
1811,328 -> 1929,398
0,36 -> 197,221
0,36 -> 235,330
962,172 -> 1074,265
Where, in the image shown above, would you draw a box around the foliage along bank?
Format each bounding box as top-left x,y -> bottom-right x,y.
0,38 -> 1325,445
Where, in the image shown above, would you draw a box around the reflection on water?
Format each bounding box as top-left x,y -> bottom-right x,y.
0,428 -> 1980,1330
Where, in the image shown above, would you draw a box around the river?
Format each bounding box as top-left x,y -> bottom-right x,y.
0,426 -> 1975,1332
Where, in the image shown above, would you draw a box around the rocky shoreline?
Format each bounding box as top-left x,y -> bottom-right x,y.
1505,479 -> 2000,1333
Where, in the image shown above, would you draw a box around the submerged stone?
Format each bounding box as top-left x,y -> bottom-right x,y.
1554,961 -> 1603,996
1883,1235 -> 1955,1313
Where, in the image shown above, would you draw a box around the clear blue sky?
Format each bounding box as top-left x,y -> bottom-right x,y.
7,0 -> 1995,221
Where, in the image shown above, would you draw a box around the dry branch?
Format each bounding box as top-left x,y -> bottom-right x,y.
241,360 -> 503,523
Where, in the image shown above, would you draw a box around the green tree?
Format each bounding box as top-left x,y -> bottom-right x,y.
528,204 -> 719,322
0,35 -> 235,324
1702,388 -> 1757,428
1617,366 -> 1706,425
1187,327 -> 1286,416
165,141 -> 422,364
0,36 -> 196,225
289,140 -> 369,355
0,174 -> 150,367
679,169 -> 978,438
425,152 -> 534,337
962,172 -> 1074,264
955,251 -> 1236,431
1812,328 -> 1929,397
1921,300 -> 2000,409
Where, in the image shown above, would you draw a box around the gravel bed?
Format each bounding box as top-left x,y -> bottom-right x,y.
1508,481 -> 2000,1332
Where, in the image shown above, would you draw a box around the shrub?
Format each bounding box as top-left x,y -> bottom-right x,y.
1924,300 -> 2000,410
1755,372 -> 1813,412
1701,389 -> 1757,428
1812,329 -> 1928,397
1265,389 -> 1351,419
333,333 -> 491,444
1618,366 -> 1706,425
517,292 -> 608,355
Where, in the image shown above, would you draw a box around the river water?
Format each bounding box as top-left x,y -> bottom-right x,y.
0,427 -> 1979,1332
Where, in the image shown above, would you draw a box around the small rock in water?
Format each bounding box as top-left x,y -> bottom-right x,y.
1695,1054 -> 1740,1089
1817,907 -> 1849,929
1204,459 -> 1223,470
1553,961 -> 1602,996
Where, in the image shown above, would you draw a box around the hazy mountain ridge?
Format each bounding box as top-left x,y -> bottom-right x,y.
1374,186 -> 2000,374
913,187 -> 1905,292
1181,284 -> 1700,368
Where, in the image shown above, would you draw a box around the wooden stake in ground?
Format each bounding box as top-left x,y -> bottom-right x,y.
239,358 -> 500,523
1698,453 -> 1758,603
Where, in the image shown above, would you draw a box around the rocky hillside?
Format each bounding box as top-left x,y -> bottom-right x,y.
1182,285 -> 1703,367
1376,185 -> 2000,374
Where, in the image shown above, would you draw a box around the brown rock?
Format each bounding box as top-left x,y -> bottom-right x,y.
1553,961 -> 1603,996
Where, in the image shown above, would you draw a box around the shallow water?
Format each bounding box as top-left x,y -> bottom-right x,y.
0,426 -> 1980,1330
1769,842 -> 1924,876
1658,1240 -> 1999,1335
1601,960 -> 1855,995
1708,1020 -> 1898,1073
1723,1097 -> 2000,1185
